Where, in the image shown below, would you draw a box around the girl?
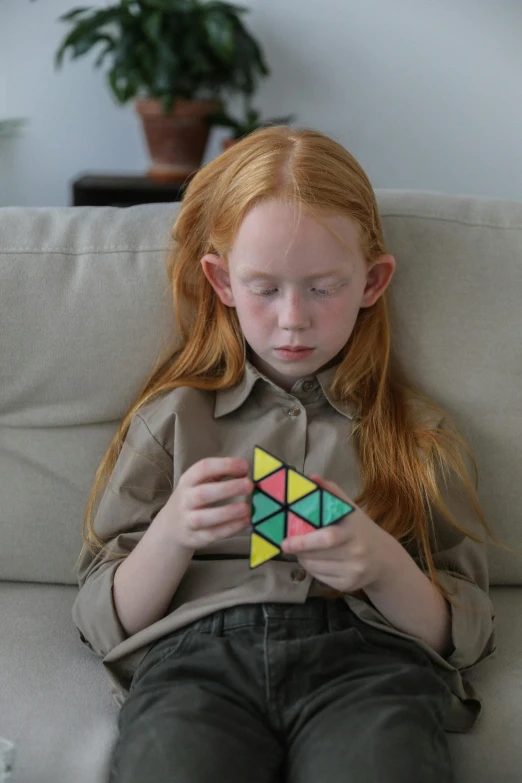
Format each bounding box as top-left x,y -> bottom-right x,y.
73,126 -> 500,783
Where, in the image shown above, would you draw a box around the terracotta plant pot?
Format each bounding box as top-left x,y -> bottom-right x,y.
135,97 -> 222,180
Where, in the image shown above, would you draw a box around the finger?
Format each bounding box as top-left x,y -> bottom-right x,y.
310,473 -> 345,493
297,558 -> 342,578
194,517 -> 252,547
294,545 -> 347,561
190,476 -> 253,509
187,457 -> 250,487
189,501 -> 251,530
309,474 -> 355,509
281,530 -> 331,553
281,524 -> 349,553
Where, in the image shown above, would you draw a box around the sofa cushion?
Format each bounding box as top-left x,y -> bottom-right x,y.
0,583 -> 117,783
0,204 -> 180,583
0,194 -> 520,584
0,582 -> 520,783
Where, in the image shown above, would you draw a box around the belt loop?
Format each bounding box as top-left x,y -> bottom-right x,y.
325,599 -> 336,633
210,608 -> 224,637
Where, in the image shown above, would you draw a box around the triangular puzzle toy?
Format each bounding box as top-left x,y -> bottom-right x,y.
250,445 -> 355,568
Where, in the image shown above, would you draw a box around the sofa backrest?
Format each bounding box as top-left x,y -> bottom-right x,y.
0,193 -> 520,585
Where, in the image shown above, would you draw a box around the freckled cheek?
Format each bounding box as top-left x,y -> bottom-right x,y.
237,294 -> 268,317
235,296 -> 272,329
320,309 -> 344,333
322,303 -> 358,339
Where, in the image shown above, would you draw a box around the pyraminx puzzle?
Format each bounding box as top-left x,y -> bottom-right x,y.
250,445 -> 355,568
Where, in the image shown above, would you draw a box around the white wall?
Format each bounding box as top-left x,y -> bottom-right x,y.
1,0 -> 521,206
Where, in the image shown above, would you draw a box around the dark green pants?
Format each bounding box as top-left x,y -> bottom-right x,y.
109,598 -> 454,783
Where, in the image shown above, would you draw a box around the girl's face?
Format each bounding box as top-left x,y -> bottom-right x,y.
201,199 -> 395,391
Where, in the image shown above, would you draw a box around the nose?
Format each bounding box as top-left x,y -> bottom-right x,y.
278,291 -> 311,331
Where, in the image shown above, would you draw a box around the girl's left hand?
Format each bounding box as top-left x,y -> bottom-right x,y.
280,474 -> 399,594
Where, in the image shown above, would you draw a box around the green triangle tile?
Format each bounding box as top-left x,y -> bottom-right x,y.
321,491 -> 355,526
289,489 -> 321,527
252,489 -> 283,525
255,512 -> 287,546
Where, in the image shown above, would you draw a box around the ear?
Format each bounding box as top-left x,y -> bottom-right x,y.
360,254 -> 396,308
200,254 -> 236,307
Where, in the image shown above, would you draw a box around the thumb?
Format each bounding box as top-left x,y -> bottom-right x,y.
310,473 -> 342,496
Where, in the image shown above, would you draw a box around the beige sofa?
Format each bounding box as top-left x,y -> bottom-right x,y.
0,192 -> 521,783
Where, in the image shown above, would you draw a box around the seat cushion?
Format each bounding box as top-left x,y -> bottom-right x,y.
1,583 -> 118,783
0,582 -> 520,783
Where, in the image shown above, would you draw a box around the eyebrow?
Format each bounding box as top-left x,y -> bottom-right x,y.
237,268 -> 347,281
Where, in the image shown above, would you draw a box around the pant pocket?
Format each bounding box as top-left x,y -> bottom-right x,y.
351,623 -> 435,668
129,611 -> 225,692
129,626 -> 190,692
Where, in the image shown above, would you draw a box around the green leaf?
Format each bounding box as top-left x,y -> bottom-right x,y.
155,37 -> 179,89
76,32 -> 110,59
93,37 -> 116,69
246,107 -> 260,125
58,7 -> 92,23
55,8 -> 126,68
203,11 -> 235,61
107,67 -> 128,104
205,1 -> 248,15
143,10 -> 163,41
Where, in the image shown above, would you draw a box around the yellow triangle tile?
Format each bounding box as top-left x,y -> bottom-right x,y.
253,446 -> 284,481
287,469 -> 318,503
250,533 -> 281,568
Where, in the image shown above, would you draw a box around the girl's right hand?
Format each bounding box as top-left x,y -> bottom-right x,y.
159,457 -> 253,551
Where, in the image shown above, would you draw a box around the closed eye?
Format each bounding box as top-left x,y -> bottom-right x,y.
254,286 -> 344,298
316,288 -> 340,296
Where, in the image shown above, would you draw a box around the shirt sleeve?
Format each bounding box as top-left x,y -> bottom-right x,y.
420,417 -> 496,672
71,412 -> 174,657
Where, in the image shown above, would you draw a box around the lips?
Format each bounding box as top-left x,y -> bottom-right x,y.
277,346 -> 312,351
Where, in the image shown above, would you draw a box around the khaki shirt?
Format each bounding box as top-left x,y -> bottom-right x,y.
72,358 -> 496,733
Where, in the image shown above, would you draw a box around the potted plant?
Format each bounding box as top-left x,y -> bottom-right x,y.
211,102 -> 296,149
49,0 -> 269,178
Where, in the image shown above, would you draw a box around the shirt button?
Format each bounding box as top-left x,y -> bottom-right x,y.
302,381 -> 314,392
288,407 -> 301,417
291,568 -> 307,583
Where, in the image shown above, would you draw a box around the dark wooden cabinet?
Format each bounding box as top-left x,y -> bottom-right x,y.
71,173 -> 194,207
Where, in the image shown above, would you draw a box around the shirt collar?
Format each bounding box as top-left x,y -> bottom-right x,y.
214,356 -> 359,420
316,362 -> 359,420
214,359 -> 261,418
